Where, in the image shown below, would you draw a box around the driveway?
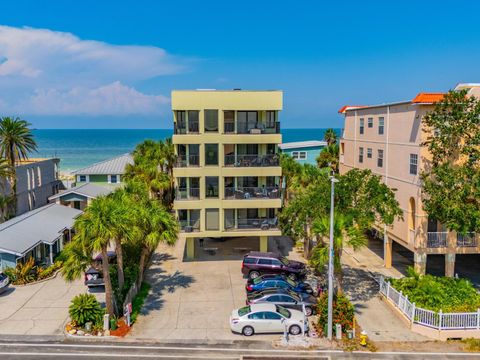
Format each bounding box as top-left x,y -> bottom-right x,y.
130,236 -> 299,341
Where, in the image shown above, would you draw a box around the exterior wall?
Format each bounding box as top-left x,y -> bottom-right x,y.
0,252 -> 17,271
76,174 -> 121,185
281,146 -> 324,165
2,158 -> 61,217
172,90 -> 283,239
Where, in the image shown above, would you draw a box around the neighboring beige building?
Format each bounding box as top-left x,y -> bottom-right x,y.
172,89 -> 283,260
339,83 -> 480,276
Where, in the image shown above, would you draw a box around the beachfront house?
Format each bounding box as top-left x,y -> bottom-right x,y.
71,153 -> 133,186
278,140 -> 327,165
0,203 -> 82,270
48,183 -> 113,211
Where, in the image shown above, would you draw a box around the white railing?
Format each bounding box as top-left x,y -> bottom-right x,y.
427,231 -> 448,248
379,277 -> 480,330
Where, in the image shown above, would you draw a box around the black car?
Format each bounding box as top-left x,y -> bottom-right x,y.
0,273 -> 9,294
84,251 -> 116,288
241,251 -> 307,280
246,288 -> 317,316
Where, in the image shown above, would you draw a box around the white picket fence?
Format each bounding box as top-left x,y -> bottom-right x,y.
379,277 -> 480,330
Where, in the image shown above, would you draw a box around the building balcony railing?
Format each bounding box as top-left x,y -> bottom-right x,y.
225,217 -> 279,231
223,122 -> 280,135
175,187 -> 200,200
224,154 -> 279,167
179,219 -> 200,233
457,232 -> 477,247
224,186 -> 280,200
174,123 -> 199,134
427,231 -> 447,248
175,155 -> 200,167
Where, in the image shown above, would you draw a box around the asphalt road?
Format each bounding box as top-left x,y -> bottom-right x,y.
0,342 -> 478,359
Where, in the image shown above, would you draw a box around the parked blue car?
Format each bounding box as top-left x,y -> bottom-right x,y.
245,274 -> 316,295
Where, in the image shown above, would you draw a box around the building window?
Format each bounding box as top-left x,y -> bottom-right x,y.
205,176 -> 219,198
188,111 -> 199,133
176,111 -> 186,134
292,151 -> 307,160
205,144 -> 218,165
367,148 -> 372,158
223,111 -> 235,133
377,149 -> 384,168
110,175 -> 118,184
409,154 -> 418,175
205,208 -> 219,231
359,147 -> 364,163
378,117 -> 384,135
204,109 -> 218,132
266,111 -> 276,128
359,118 -> 364,134
367,118 -> 373,128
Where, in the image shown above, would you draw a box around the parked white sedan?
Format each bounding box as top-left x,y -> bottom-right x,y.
230,303 -> 308,336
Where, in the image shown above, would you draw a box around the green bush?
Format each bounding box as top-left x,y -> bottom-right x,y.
69,294 -> 104,327
389,267 -> 480,312
131,282 -> 151,324
4,258 -> 63,285
317,292 -> 355,334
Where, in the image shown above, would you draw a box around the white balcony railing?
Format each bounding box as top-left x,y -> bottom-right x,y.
457,232 -> 477,247
427,232 -> 447,248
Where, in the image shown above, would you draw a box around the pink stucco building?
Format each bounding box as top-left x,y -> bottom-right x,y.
339,83 -> 480,276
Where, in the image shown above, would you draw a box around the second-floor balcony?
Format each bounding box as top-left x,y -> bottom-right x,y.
457,232 -> 477,247
179,219 -> 200,232
175,155 -> 200,167
174,122 -> 199,134
426,231 -> 478,248
175,187 -> 200,200
224,154 -> 279,167
224,121 -> 280,135
225,217 -> 279,231
224,186 -> 280,200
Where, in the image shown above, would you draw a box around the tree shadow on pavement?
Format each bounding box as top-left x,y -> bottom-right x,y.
342,264 -> 382,302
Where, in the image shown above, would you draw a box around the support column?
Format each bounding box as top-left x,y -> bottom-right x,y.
186,237 -> 195,261
49,244 -> 54,265
445,253 -> 456,278
384,234 -> 392,269
414,251 -> 427,275
259,236 -> 268,252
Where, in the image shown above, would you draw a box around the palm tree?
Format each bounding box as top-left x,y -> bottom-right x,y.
316,144 -> 339,173
0,117 -> 37,216
0,158 -> 13,221
70,196 -> 119,316
323,128 -> 337,146
159,138 -> 176,207
279,153 -> 301,205
310,213 -> 367,290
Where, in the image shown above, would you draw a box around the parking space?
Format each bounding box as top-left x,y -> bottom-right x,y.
130,236 -> 300,341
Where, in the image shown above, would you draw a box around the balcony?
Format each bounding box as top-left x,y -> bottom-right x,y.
175,155 -> 200,167
174,123 -> 199,134
224,154 -> 279,167
175,187 -> 200,200
427,232 -> 447,248
225,217 -> 279,231
457,232 -> 477,247
179,219 -> 200,233
224,186 -> 280,200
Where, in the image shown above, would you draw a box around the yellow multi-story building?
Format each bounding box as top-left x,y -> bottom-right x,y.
172,89 -> 283,260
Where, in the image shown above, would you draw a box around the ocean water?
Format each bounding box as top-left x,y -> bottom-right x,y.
32,128 -> 338,173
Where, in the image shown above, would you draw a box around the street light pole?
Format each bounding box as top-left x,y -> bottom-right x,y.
327,174 -> 338,341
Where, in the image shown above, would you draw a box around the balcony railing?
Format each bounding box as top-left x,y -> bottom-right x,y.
225,217 -> 279,231
224,154 -> 279,167
224,186 -> 280,200
174,123 -> 199,134
235,122 -> 280,135
179,219 -> 200,232
175,155 -> 200,167
427,232 -> 447,248
224,122 -> 235,133
175,187 -> 200,200
457,232 -> 477,247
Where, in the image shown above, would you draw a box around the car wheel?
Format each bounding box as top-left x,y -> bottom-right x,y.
242,326 -> 254,336
287,273 -> 297,281
305,306 -> 313,316
289,324 -> 301,335
249,271 -> 260,280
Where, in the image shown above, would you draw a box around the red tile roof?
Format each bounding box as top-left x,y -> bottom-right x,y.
338,105 -> 367,114
411,93 -> 444,104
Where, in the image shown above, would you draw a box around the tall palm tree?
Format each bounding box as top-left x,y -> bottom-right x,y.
159,138 -> 176,207
323,128 -> 337,146
310,213 -> 367,290
316,144 -> 339,173
0,117 -> 37,216
0,159 -> 13,222
279,153 -> 301,205
71,196 -> 119,316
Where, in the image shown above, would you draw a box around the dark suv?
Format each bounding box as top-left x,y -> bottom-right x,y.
241,251 -> 307,280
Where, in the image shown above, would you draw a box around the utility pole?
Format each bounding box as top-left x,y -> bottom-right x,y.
327,174 -> 338,341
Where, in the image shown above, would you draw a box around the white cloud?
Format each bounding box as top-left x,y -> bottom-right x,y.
0,26 -> 186,116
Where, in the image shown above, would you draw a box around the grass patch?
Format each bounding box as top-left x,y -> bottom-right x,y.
463,338 -> 480,352
131,282 -> 151,324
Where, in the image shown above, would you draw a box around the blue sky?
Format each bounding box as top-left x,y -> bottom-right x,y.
1,0 -> 479,129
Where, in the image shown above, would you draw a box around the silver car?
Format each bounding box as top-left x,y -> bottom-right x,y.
230,303 -> 308,336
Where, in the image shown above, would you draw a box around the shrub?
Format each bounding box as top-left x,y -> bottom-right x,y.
4,257 -> 36,285
388,267 -> 480,312
69,294 -> 104,327
131,282 -> 151,324
317,292 -> 355,335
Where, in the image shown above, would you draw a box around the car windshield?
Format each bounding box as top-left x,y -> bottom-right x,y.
280,257 -> 290,266
238,306 -> 251,317
276,305 -> 291,318
286,277 -> 297,287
